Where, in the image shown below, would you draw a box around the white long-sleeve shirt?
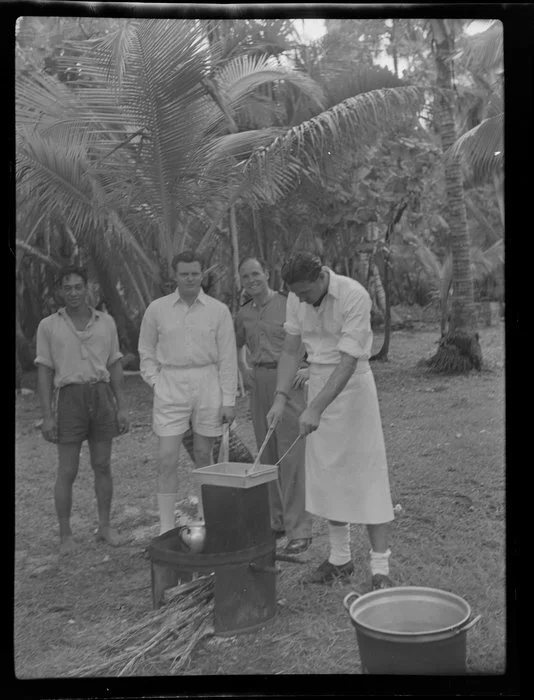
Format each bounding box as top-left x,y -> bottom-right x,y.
138,289 -> 237,405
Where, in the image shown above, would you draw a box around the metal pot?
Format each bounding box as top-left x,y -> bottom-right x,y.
178,523 -> 206,553
343,587 -> 481,674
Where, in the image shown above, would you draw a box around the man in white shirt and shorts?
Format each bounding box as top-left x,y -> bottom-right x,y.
267,251 -> 394,590
138,251 -> 237,534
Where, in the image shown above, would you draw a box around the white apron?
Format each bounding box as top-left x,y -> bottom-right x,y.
305,362 -> 394,524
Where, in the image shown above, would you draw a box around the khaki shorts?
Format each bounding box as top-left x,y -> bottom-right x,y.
153,365 -> 222,437
57,382 -> 119,444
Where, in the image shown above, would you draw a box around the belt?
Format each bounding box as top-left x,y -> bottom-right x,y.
253,361 -> 278,369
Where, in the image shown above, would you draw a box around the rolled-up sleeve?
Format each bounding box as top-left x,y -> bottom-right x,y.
138,303 -> 160,387
283,292 -> 302,336
34,319 -> 54,369
337,290 -> 373,359
217,305 -> 238,406
106,317 -> 124,366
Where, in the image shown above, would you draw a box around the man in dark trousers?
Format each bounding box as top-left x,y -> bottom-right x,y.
35,265 -> 129,555
236,257 -> 313,556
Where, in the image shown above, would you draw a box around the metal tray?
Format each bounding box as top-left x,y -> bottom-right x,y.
194,462 -> 279,489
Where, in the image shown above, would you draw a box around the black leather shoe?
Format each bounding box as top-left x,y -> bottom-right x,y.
284,538 -> 312,555
305,559 -> 354,584
371,574 -> 394,591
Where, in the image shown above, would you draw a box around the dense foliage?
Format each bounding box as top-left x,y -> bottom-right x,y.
15,17 -> 503,374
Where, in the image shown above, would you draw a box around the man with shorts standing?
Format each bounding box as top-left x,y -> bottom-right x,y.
267,252 -> 394,590
138,251 -> 237,534
235,257 -> 313,555
35,265 -> 129,556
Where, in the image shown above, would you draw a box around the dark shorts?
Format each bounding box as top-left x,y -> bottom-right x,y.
57,382 -> 119,444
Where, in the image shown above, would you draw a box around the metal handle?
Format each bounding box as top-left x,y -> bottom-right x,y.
248,420 -> 277,475
343,590 -> 362,611
218,422 -> 230,462
455,614 -> 482,634
249,562 -> 281,575
274,434 -> 304,467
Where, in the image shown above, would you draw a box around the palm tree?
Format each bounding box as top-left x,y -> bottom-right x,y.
16,19 -> 325,337
423,19 -> 483,372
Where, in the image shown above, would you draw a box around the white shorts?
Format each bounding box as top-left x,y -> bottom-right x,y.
153,365 -> 222,438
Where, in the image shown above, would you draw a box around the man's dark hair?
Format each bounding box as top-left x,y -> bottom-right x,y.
171,250 -> 204,271
281,251 -> 323,285
56,265 -> 88,287
238,256 -> 268,273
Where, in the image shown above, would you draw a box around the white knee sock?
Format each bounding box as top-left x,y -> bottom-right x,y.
157,493 -> 177,535
370,548 -> 391,576
328,523 -> 351,566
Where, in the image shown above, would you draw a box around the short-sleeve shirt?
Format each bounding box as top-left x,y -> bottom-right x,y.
35,307 -> 123,388
284,268 -> 373,364
235,291 -> 289,365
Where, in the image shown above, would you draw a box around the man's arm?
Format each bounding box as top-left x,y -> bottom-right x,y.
311,352 -> 356,408
35,320 -> 58,442
234,314 -> 253,389
37,365 -> 58,442
138,304 -> 160,387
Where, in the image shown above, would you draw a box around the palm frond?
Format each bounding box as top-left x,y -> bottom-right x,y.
448,113 -> 503,182
241,86 -> 425,206
462,21 -> 503,74
202,127 -> 287,165
17,126 -> 100,233
15,240 -> 61,268
217,53 -> 325,109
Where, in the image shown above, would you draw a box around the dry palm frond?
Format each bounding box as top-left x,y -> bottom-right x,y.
67,575 -> 215,677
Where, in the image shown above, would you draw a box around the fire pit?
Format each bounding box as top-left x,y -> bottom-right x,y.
149,480 -> 279,636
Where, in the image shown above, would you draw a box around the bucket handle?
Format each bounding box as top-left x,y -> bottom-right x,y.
343,590 -> 362,611
455,613 -> 482,634
218,422 -> 230,463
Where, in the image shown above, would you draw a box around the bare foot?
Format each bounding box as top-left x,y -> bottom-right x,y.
59,536 -> 75,556
95,526 -> 126,546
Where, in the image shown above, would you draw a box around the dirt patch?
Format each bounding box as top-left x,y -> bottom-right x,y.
14,322 -> 505,677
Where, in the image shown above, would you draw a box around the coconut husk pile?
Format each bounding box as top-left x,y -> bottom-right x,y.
68,574 -> 215,676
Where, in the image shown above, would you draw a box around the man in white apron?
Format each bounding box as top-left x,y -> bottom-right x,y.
267,252 -> 394,589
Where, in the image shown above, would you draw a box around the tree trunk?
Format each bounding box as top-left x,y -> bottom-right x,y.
251,206 -> 265,260
229,205 -> 241,316
427,20 -> 482,373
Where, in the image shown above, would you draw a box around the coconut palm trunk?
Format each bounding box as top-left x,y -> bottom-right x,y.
427,20 -> 482,372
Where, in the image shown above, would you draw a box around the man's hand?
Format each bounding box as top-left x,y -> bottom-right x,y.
299,406 -> 322,436
116,408 -> 130,435
41,416 -> 58,443
292,367 -> 310,390
266,395 -> 286,428
221,405 -> 236,424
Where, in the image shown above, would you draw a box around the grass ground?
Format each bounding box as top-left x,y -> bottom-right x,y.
14,321 -> 505,679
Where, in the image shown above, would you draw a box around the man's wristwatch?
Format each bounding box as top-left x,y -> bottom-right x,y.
275,390 -> 290,400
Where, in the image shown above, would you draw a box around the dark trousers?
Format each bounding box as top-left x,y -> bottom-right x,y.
250,367 -> 312,539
